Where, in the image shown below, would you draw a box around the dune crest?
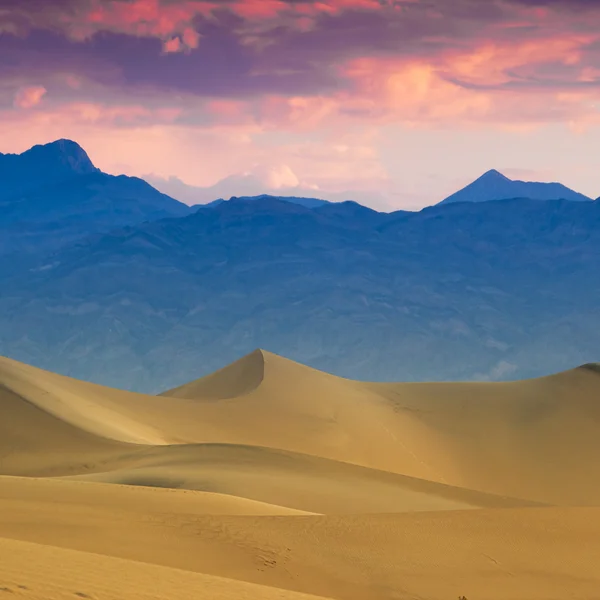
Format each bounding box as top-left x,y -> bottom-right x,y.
162,348 -> 266,399
580,362 -> 600,375
0,356 -> 165,445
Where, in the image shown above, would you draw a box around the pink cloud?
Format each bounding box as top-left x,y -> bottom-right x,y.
162,26 -> 201,53
7,101 -> 182,128
0,0 -> 473,49
60,0 -> 211,51
326,31 -> 600,129
204,99 -> 249,123
64,74 -> 83,90
162,37 -> 183,53
13,85 -> 47,109
441,35 -> 596,87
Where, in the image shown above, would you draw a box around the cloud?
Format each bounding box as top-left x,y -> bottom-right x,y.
1,0 -> 597,57
3,0 -> 600,102
251,164 -> 301,189
13,85 -> 47,108
2,99 -> 182,130
473,360 -> 518,382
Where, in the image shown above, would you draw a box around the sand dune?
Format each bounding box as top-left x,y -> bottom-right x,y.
0,356 -> 165,445
0,537 -> 331,600
159,350 -> 600,504
63,445 -> 540,514
1,350 -> 600,599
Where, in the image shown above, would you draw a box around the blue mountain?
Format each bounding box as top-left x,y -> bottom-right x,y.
439,169 -> 591,204
1,195 -> 598,392
194,194 -> 330,211
0,139 -> 192,256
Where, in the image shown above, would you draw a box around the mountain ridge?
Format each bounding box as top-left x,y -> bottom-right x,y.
2,195 -> 599,392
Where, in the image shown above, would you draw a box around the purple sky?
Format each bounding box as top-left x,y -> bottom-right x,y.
1,0 -> 600,208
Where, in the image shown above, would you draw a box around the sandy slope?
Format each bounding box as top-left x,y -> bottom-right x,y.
0,537 -> 331,600
1,351 -> 600,599
0,356 -> 165,444
7,445 -> 537,515
1,493 -> 599,599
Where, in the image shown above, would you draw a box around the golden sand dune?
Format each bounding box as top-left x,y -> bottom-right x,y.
0,356 -> 165,445
160,350 -> 600,504
1,351 -> 600,599
47,446 -> 542,514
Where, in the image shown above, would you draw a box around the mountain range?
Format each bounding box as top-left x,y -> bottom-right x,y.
0,139 -> 598,391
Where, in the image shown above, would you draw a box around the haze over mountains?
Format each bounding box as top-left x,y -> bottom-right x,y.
145,172 -> 393,209
0,139 -> 599,391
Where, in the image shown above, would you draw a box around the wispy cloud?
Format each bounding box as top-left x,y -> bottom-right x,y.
13,85 -> 47,108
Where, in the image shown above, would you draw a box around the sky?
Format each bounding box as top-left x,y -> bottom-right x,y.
1,0 -> 600,209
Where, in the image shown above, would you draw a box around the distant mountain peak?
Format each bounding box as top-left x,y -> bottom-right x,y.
478,169 -> 509,181
44,138 -> 83,150
23,138 -> 99,175
440,168 -> 591,205
0,138 -> 103,200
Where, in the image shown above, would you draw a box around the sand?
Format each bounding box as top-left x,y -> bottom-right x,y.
1,350 -> 600,599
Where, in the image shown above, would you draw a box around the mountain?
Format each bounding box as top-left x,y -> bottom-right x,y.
440,169 -> 592,204
230,194 -> 329,209
0,139 -> 193,257
0,139 -> 99,200
194,194 -> 330,211
1,196 -> 599,392
314,200 -> 387,225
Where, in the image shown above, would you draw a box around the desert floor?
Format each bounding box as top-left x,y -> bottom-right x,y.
1,350 -> 600,599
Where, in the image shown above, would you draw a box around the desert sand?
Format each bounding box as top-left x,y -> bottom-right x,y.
1,350 -> 600,599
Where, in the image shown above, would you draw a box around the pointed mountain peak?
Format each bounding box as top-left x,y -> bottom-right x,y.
24,139 -> 99,175
439,167 -> 590,205
478,169 -> 510,181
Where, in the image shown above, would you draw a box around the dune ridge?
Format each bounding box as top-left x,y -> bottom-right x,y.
2,349 -> 600,599
163,348 -> 266,399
